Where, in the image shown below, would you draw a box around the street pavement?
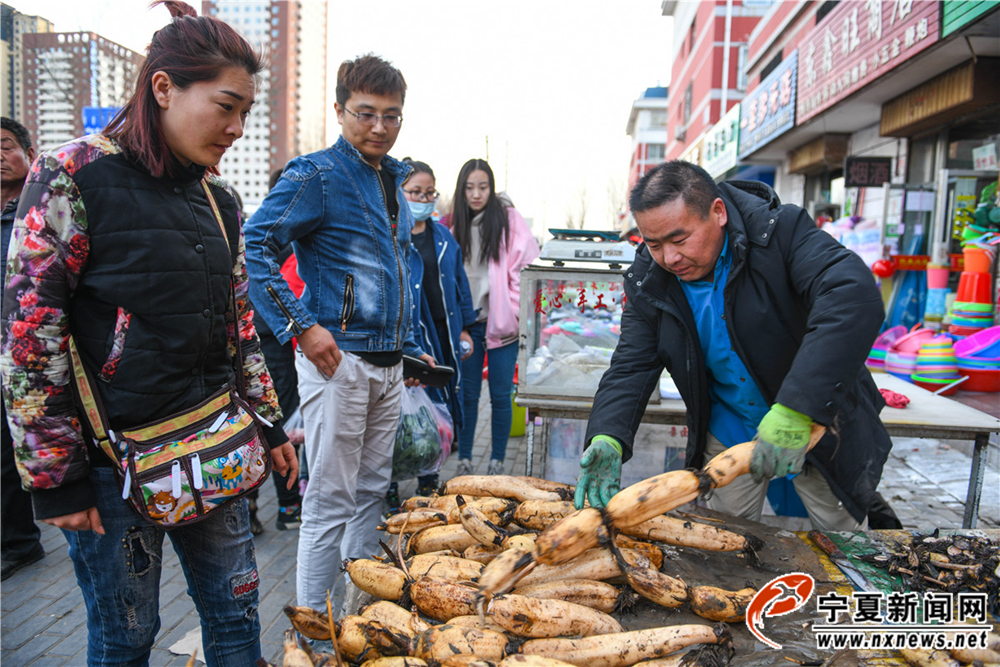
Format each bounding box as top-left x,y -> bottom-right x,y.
1,384 -> 997,665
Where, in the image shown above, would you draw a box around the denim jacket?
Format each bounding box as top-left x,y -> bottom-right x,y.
245,136 -> 422,356
408,219 -> 477,428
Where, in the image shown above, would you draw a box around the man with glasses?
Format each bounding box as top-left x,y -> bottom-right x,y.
245,54 -> 432,612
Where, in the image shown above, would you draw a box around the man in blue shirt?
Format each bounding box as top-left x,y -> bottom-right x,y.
577,161 -> 891,530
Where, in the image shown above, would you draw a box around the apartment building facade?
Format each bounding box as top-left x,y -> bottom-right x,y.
1,3 -> 54,122
203,0 -> 327,210
626,85 -> 669,192
21,31 -> 141,151
661,0 -> 772,163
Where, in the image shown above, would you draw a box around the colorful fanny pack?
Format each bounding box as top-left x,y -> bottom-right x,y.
68,179 -> 272,528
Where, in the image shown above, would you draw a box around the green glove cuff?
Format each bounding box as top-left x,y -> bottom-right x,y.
770,403 -> 811,424
590,435 -> 623,457
758,403 -> 812,450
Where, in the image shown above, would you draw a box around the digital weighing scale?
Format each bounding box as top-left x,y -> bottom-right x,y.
538,229 -> 636,269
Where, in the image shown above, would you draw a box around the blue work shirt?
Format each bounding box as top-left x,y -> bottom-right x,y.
680,234 -> 769,448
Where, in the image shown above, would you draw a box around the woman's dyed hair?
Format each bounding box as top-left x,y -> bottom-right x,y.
451,159 -> 509,264
105,0 -> 263,178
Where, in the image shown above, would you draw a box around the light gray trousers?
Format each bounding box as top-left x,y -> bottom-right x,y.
704,432 -> 867,531
295,351 -> 402,610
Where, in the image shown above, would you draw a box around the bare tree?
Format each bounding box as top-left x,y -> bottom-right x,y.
606,176 -> 627,230
564,185 -> 589,229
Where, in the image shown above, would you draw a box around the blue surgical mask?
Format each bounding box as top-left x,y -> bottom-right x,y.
407,200 -> 436,221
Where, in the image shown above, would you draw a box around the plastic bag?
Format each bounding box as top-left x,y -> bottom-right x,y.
283,407 -> 305,446
418,401 -> 454,477
392,387 -> 442,481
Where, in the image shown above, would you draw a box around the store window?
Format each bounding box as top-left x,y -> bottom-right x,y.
815,1 -> 838,23
804,169 -> 844,223
683,83 -> 692,125
907,134 -> 938,184
759,50 -> 783,82
946,111 -> 1000,170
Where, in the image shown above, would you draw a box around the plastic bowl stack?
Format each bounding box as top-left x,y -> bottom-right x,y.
866,325 -> 907,372
954,325 -> 1000,392
950,301 -> 994,331
884,351 -> 917,380
910,335 -> 962,395
950,243 -> 996,336
884,328 -> 936,382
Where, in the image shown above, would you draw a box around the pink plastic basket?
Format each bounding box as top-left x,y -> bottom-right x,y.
890,328 -> 936,355
954,326 -> 1000,358
872,325 -> 908,350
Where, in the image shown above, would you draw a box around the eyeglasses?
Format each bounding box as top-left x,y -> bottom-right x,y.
343,107 -> 403,128
403,189 -> 440,202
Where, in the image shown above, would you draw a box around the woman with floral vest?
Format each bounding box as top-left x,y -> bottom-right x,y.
0,2 -> 297,664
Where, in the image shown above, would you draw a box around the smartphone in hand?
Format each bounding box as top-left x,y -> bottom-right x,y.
402,355 -> 455,389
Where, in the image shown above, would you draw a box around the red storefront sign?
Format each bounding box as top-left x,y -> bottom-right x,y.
797,0 -> 940,124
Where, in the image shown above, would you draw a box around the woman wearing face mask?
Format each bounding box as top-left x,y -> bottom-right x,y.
386,160 -> 475,502
0,2 -> 297,663
441,159 -> 539,476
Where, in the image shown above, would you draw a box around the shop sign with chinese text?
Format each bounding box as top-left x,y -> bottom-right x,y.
972,144 -> 997,171
738,49 -> 797,160
844,156 -> 892,187
680,134 -> 704,167
704,104 -> 741,179
797,0 -> 940,124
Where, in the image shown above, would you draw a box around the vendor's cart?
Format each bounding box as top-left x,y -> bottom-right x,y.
515,263 -> 1000,529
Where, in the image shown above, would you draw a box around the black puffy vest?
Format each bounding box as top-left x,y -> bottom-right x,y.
69,153 -> 241,432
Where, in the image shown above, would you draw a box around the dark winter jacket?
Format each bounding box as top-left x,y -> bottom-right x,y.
1,135 -> 286,519
585,180 -> 891,523
407,219 -> 477,429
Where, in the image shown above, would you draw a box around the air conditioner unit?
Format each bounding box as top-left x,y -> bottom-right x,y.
675,125 -> 687,142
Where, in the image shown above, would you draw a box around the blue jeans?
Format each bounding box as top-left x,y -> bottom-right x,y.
64,467 -> 261,667
458,321 -> 518,462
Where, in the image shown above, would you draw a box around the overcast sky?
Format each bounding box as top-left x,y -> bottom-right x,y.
12,0 -> 672,232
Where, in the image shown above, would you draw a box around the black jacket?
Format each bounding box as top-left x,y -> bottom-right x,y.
1,136 -> 287,519
585,180 -> 892,523
70,155 -> 246,431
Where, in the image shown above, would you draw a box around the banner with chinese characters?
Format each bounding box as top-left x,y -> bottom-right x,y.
532,279 -> 623,315
797,0 -> 940,124
738,49 -> 797,160
703,104 -> 741,179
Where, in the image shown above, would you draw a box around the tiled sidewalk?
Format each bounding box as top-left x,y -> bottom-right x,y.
1,384 -> 997,665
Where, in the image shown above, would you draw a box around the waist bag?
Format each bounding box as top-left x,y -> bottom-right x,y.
68,179 -> 271,528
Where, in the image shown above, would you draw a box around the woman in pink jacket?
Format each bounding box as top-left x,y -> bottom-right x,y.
442,159 -> 539,475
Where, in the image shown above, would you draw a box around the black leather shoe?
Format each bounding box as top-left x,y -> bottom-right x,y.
1,543 -> 45,581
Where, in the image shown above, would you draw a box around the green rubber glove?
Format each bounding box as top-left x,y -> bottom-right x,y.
574,436 -> 623,510
750,403 -> 813,482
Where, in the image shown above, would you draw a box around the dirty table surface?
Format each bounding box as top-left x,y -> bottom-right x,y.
611,509 -> 999,666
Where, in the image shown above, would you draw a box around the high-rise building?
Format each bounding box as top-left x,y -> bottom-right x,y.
1,3 -> 54,122
660,0 -> 772,162
625,85 -> 669,193
203,0 -> 327,211
22,31 -> 142,150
